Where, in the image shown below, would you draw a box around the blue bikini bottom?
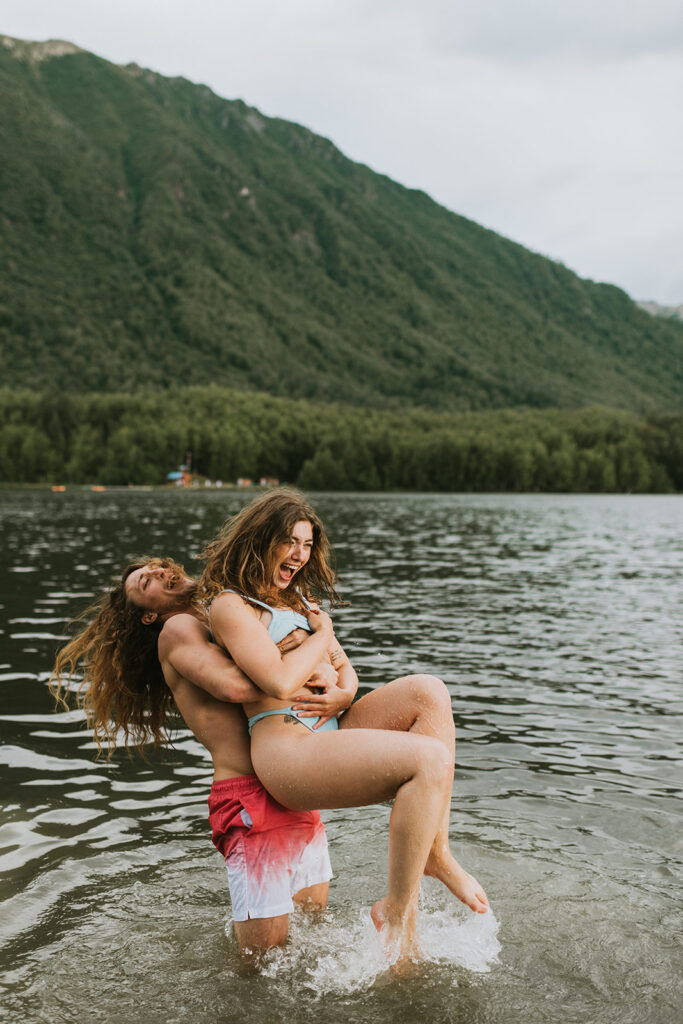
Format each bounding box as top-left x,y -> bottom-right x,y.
247,706 -> 340,736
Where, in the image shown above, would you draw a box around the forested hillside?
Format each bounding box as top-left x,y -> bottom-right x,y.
1,35 -> 682,413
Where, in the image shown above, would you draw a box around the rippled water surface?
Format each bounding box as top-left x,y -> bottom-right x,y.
0,489 -> 681,1024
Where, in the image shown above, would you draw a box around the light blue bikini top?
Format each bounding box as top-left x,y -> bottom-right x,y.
209,589 -> 311,644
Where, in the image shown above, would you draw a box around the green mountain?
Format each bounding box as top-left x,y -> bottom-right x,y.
1,34 -> 682,412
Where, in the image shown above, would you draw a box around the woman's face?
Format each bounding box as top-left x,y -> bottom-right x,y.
271,519 -> 314,590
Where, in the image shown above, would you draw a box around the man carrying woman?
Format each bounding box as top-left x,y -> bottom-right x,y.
52,490 -> 487,969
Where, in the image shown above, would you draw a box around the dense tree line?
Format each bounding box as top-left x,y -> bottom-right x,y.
1,388 -> 680,493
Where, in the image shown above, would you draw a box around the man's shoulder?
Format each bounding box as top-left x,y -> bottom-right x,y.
159,611 -> 208,648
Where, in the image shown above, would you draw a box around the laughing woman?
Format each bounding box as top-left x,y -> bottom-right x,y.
201,489 -> 486,966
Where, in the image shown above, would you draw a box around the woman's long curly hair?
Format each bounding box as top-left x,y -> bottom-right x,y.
51,557 -> 192,757
200,489 -> 339,610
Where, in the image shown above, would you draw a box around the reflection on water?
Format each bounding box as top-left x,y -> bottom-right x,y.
0,490 -> 681,1023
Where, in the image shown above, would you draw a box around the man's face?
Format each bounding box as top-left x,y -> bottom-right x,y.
124,561 -> 197,620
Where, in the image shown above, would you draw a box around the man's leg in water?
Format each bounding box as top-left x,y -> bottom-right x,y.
234,881 -> 329,953
293,881 -> 329,912
339,674 -> 489,913
234,914 -> 289,953
209,774 -> 333,956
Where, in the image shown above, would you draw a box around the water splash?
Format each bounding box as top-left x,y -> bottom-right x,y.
253,899 -> 500,995
418,903 -> 501,972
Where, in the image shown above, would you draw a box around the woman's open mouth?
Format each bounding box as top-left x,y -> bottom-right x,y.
278,562 -> 299,583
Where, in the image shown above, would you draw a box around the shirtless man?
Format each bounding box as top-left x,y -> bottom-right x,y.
52,557 -> 488,955
132,563 -> 336,954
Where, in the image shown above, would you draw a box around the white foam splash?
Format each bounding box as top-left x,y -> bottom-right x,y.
254,900 -> 501,995
419,903 -> 501,972
256,909 -> 388,994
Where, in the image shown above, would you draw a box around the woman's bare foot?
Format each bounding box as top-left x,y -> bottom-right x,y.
424,851 -> 489,913
371,897 -> 421,973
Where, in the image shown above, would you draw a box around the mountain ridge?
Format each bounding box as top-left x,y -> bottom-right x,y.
637,300 -> 683,321
1,34 -> 85,61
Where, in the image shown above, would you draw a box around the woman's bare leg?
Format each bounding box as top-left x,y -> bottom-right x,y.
250,724 -> 453,964
340,675 -> 489,913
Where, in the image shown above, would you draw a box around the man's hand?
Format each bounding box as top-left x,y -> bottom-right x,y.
279,626 -> 343,670
306,662 -> 338,691
276,628 -> 308,655
290,661 -> 337,702
290,678 -> 354,729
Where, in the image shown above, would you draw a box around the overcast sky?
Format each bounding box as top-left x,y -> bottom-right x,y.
3,1 -> 682,303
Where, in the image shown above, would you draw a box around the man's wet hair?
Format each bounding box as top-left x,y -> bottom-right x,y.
51,557 -> 193,756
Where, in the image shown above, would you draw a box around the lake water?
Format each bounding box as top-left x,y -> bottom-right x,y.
0,489 -> 681,1024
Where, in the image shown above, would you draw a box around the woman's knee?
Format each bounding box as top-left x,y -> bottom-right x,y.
413,735 -> 453,788
404,673 -> 452,713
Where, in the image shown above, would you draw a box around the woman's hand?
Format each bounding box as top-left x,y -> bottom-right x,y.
290,679 -> 354,729
306,607 -> 334,636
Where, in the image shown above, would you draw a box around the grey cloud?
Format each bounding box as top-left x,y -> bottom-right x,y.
349,0 -> 683,63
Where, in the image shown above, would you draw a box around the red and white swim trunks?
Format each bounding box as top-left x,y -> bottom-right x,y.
208,774 -> 333,922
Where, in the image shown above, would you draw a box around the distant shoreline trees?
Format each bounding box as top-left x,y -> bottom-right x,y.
0,388 -> 680,493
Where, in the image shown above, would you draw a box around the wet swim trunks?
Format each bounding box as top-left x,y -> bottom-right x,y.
208,774 -> 332,922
